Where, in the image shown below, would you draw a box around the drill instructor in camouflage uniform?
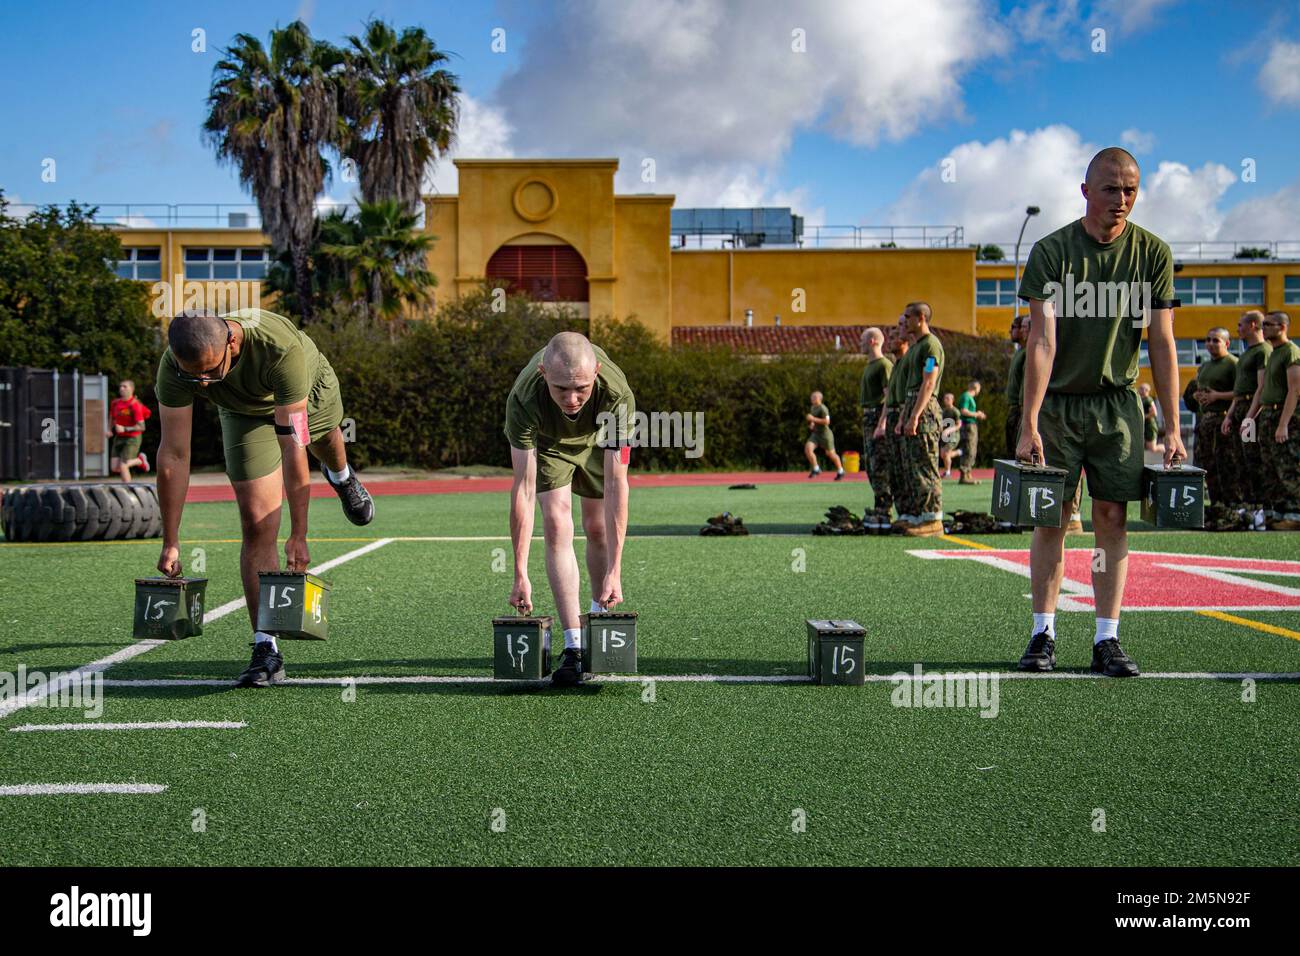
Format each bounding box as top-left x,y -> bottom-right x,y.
858,327 -> 893,514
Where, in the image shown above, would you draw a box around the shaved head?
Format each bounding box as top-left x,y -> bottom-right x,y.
540,331 -> 601,416
861,327 -> 884,348
168,310 -> 228,364
1085,147 -> 1139,185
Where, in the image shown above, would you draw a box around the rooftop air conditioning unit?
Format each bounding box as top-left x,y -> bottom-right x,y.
228,212 -> 249,228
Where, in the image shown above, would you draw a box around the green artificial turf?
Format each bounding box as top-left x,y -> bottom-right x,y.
1,478 -> 1297,866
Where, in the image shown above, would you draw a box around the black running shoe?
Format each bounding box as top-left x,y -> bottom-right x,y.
808,468 -> 821,479
235,642 -> 285,688
1018,630 -> 1056,671
551,648 -> 584,687
326,468 -> 374,526
1091,638 -> 1139,677
834,470 -> 845,481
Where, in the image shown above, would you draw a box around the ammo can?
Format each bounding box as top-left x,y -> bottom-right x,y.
1141,463 -> 1206,529
492,615 -> 553,680
256,571 -> 331,640
806,619 -> 866,686
133,577 -> 208,640
581,611 -> 638,674
991,459 -> 1069,528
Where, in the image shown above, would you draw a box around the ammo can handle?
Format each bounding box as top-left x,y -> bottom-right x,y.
1169,456 -> 1183,471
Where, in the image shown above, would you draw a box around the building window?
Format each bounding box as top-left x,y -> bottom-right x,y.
486,244 -> 589,302
1285,276 -> 1300,306
110,247 -> 161,281
1172,275 -> 1264,306
184,247 -> 269,280
976,278 -> 1017,307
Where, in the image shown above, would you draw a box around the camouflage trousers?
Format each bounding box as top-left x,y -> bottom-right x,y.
1005,405 -> 1021,460
958,420 -> 979,478
862,406 -> 893,513
886,408 -> 913,517
1226,405 -> 1265,508
904,395 -> 943,520
1193,410 -> 1231,506
1256,407 -> 1300,515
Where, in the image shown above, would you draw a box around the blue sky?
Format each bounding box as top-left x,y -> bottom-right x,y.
2,0 -> 1298,246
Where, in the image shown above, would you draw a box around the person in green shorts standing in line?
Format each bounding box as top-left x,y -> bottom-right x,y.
803,390 -> 845,480
506,332 -> 635,686
1222,310 -> 1271,513
875,318 -> 913,523
858,327 -> 893,515
897,302 -> 944,536
154,308 -> 374,688
1016,146 -> 1185,678
956,380 -> 985,484
1191,327 -> 1238,507
1243,311 -> 1300,530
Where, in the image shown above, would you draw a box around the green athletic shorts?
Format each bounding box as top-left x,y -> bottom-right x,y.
111,435 -> 142,462
537,441 -> 607,498
1144,417 -> 1158,443
806,430 -> 836,453
1039,387 -> 1145,503
219,364 -> 345,482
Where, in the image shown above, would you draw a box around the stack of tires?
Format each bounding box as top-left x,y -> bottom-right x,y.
0,483 -> 162,542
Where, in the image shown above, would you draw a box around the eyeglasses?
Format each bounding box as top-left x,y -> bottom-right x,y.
174,330 -> 233,384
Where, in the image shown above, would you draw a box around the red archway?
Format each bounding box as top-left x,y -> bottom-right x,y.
486,243 -> 588,302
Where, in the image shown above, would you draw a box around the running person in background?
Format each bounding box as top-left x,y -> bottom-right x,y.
804,391 -> 845,480
939,392 -> 961,479
154,309 -> 374,688
858,327 -> 893,515
956,380 -> 986,484
1139,383 -> 1164,454
108,379 -> 151,481
1016,146 -> 1184,678
506,332 -> 634,686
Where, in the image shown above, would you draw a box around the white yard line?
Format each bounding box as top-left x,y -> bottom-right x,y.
0,539 -> 394,721
0,783 -> 167,796
95,670 -> 1300,689
8,720 -> 245,733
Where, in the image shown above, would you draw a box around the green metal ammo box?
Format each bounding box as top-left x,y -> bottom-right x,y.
991,459 -> 1069,528
581,611 -> 638,674
491,615 -> 553,680
256,571 -> 331,640
133,577 -> 208,640
1141,463 -> 1206,528
806,619 -> 866,686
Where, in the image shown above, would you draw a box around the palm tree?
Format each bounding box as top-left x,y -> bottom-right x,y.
203,21 -> 344,322
339,20 -> 460,212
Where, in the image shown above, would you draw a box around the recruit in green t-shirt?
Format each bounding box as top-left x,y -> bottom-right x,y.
1006,346 -> 1027,406
1258,341 -> 1300,406
1017,219 -> 1174,394
155,308 -> 326,417
503,344 -> 636,451
1235,341 -> 1273,398
859,356 -> 892,408
806,403 -> 831,439
905,333 -> 944,396
886,349 -> 912,408
1194,354 -> 1237,414
958,390 -> 978,421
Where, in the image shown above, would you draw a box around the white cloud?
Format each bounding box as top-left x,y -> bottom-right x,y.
1258,40 -> 1300,106
1120,128 -> 1156,154
882,125 -> 1245,246
1218,179 -> 1300,241
423,93 -> 516,196
489,0 -> 1004,204
1092,0 -> 1178,35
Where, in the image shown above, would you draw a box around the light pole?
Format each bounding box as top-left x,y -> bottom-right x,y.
1013,205 -> 1040,318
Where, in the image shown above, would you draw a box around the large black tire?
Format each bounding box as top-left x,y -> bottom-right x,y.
0,482 -> 163,543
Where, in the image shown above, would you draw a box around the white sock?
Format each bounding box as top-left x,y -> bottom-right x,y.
325,463 -> 351,483
1094,617 -> 1119,645
589,600 -> 604,613
254,631 -> 279,652
1032,612 -> 1056,639
563,627 -> 581,650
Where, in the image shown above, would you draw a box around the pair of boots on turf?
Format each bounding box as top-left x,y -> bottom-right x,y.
235,464 -> 375,688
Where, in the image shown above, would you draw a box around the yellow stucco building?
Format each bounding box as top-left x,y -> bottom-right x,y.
114,157 -> 1300,387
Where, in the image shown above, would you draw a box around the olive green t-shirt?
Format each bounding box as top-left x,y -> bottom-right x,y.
1235,341 -> 1273,399
504,345 -> 636,451
905,333 -> 944,396
1258,341 -> 1300,406
1194,354 -> 1237,413
155,308 -> 325,416
807,403 -> 831,439
1006,346 -> 1027,406
859,356 -> 892,408
1018,219 -> 1174,394
885,349 -> 911,408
